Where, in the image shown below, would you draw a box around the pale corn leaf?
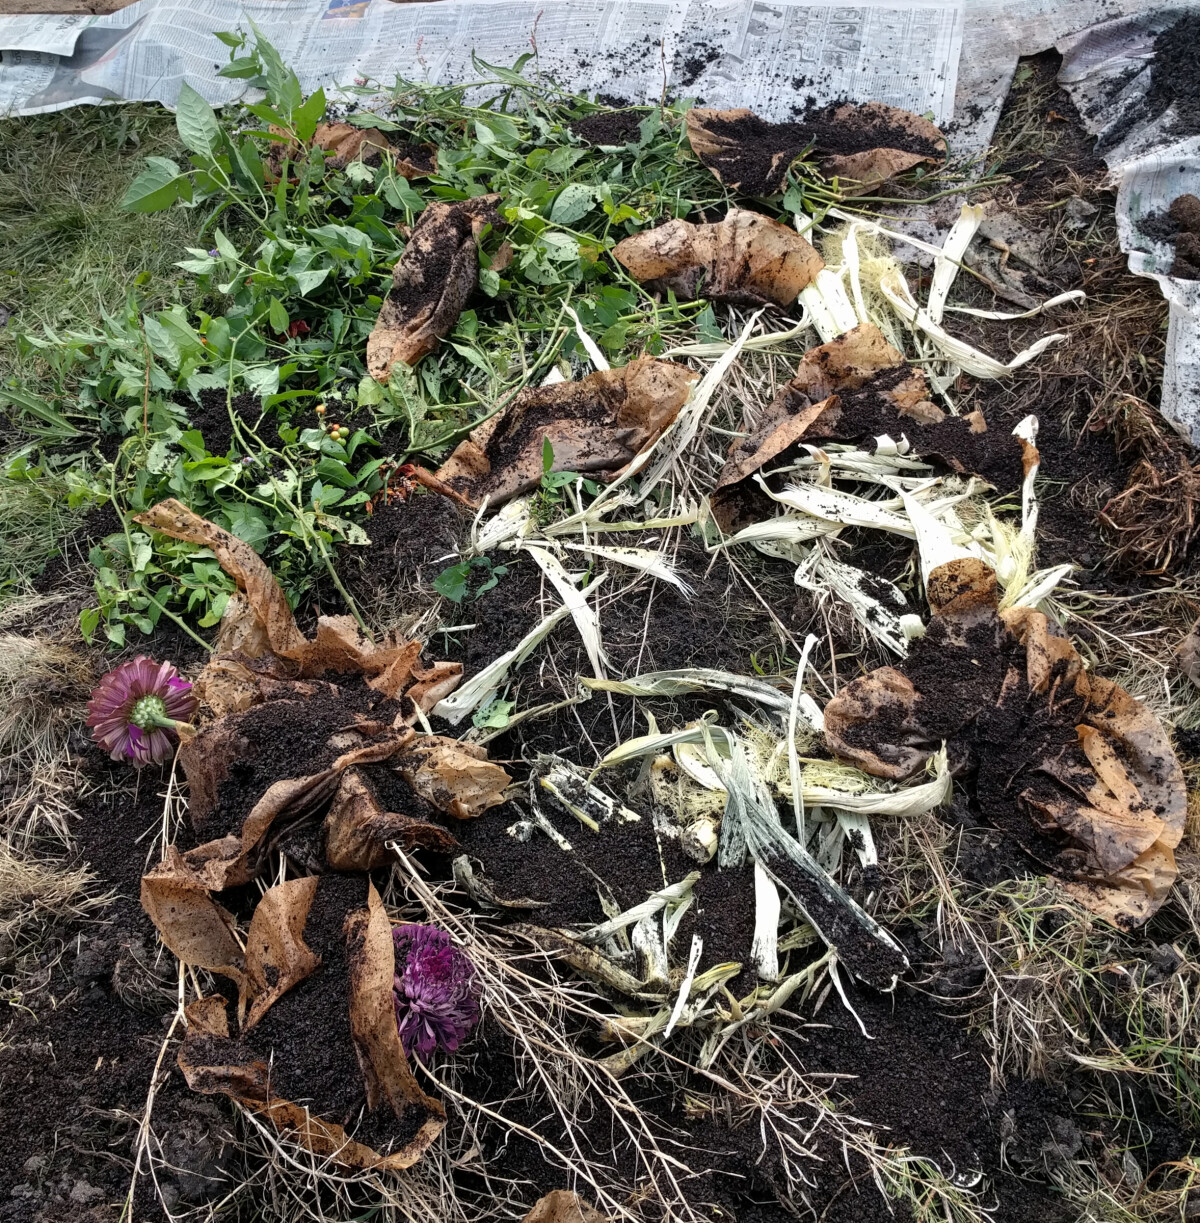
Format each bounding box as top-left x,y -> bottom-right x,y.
432,602 -> 571,724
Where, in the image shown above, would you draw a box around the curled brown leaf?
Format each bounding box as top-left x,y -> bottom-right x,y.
366,194 -> 502,381
613,208 -> 824,306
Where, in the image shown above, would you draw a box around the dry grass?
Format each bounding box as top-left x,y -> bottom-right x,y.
0,625 -> 94,848
0,845 -> 103,995
878,813 -> 1200,1137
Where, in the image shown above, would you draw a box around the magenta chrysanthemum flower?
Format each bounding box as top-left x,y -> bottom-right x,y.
392,925 -> 480,1059
85,656 -> 197,767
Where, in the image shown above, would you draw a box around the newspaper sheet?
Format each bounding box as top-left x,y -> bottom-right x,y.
934,0 -> 1200,439
0,0 -> 963,122
1051,11 -> 1200,441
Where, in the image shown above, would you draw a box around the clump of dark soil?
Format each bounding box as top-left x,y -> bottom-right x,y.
798,983 -> 1074,1220
1144,13 -> 1200,139
189,675 -> 407,844
675,41 -> 722,88
833,367 -> 1024,488
1162,193 -> 1200,279
346,490 -> 466,605
181,388 -> 261,457
457,791 -> 695,928
688,104 -> 945,194
437,555 -> 547,678
570,109 -> 646,146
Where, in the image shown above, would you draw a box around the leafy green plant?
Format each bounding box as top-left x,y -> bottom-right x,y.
433,555 -> 508,603
531,435 -> 601,527
0,26 -> 806,644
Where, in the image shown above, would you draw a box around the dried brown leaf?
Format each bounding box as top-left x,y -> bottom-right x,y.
323,768 -> 458,871
346,881 -> 446,1158
366,194 -> 502,381
140,847 -> 246,988
613,208 -> 823,306
397,736 -> 511,819
135,500 -> 462,706
685,104 -> 946,195
435,356 -> 698,507
521,1191 -> 610,1223
180,732 -> 414,891
242,876 -> 321,1031
710,323 -> 941,531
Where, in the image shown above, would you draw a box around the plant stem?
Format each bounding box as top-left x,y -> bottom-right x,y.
141,586 -> 216,654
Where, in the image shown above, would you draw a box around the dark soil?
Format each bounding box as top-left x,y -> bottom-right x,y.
0,748 -> 226,1222
243,874 -> 369,1122
688,105 -> 945,195
181,387 -> 260,457
345,489 -> 465,606
1143,13 -> 1200,140
186,674 -> 407,844
570,109 -> 646,146
30,499 -> 122,597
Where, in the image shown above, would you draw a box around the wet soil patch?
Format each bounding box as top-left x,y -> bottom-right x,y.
0,751 -> 226,1221
436,555 -> 547,679
833,368 -> 1023,489
570,109 -> 646,146
797,984 -> 1073,1220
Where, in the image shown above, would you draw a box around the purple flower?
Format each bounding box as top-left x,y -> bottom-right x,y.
85,656 -> 197,767
392,925 -> 480,1059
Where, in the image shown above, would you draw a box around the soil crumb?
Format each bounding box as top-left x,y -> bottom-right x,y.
570,109 -> 645,146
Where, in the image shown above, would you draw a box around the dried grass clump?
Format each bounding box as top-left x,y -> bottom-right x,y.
0,843 -> 106,1005
0,629 -> 93,846
882,814 -> 1200,1129
1100,454 -> 1200,575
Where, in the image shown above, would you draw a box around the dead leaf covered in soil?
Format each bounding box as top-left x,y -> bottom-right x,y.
176,881 -> 444,1170
367,193 -> 502,381
435,356 -> 699,506
323,768 -> 458,870
612,208 -> 824,306
173,706 -> 507,887
685,103 -> 947,195
521,1191 -> 610,1223
823,558 -> 1186,923
711,322 -> 946,531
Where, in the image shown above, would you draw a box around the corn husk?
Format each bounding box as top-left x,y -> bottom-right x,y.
432,602 -> 571,725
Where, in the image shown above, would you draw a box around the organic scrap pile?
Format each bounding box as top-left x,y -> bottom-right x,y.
4,38 -> 1199,1223
134,503 -> 509,1165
